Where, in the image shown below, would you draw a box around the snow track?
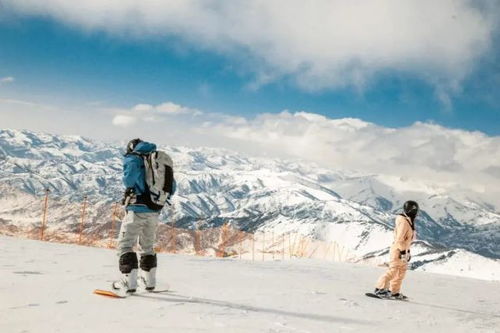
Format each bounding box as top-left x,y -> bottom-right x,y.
1,236 -> 499,332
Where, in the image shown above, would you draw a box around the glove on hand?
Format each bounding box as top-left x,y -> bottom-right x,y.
121,187 -> 135,205
399,250 -> 411,262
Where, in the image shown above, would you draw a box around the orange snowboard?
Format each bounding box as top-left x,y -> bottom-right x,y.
93,289 -> 126,298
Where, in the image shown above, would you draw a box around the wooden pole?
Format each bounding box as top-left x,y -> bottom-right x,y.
198,229 -> 202,256
291,233 -> 299,257
252,232 -> 255,262
79,196 -> 87,245
288,232 -> 291,259
199,227 -> 203,256
171,213 -> 177,254
272,230 -> 275,260
262,232 -> 265,261
196,219 -> 203,256
193,230 -> 200,255
298,236 -> 309,258
238,231 -> 242,260
281,233 -> 285,260
217,223 -> 228,257
108,202 -> 118,248
40,188 -> 50,241
308,242 -> 320,258
297,235 -> 303,257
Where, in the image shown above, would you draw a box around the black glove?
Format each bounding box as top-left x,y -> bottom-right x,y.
399,250 -> 411,262
121,187 -> 135,205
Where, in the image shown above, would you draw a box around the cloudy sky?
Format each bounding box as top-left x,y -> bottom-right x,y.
0,1 -> 499,204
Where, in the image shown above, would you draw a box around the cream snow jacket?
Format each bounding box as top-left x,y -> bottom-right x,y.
389,215 -> 414,261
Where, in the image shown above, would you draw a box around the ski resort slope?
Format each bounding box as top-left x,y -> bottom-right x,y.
1,236 -> 499,333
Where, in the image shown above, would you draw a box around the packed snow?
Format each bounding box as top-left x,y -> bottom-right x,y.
1,236 -> 499,333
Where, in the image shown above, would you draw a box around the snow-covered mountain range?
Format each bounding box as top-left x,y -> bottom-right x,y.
1,129 -> 499,280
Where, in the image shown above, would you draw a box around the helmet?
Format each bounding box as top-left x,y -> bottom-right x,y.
403,200 -> 419,219
126,138 -> 142,154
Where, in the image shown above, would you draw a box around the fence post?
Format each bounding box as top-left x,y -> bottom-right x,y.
262,231 -> 265,261
193,230 -> 201,255
272,230 -> 275,260
332,241 -> 338,261
217,223 -> 227,257
288,233 -> 292,259
199,229 -> 203,255
79,195 -> 88,245
308,241 -> 320,258
195,219 -> 203,256
238,231 -> 242,260
281,233 -> 285,260
171,219 -> 177,254
40,188 -> 50,241
252,232 -> 255,262
108,202 -> 118,248
291,233 -> 299,258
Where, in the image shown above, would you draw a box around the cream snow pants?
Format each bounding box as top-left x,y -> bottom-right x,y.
375,251 -> 408,293
117,211 -> 159,257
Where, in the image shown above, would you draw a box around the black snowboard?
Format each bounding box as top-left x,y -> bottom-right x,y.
365,292 -> 409,301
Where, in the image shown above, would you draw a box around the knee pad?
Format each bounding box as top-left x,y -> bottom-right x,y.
119,252 -> 138,273
140,254 -> 157,272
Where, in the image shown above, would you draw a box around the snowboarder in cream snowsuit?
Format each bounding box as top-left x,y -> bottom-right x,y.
113,138 -> 175,293
373,200 -> 418,300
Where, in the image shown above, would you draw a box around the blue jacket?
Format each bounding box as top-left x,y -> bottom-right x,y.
123,141 -> 158,213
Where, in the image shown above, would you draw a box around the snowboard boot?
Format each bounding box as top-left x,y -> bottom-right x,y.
114,252 -> 139,293
112,268 -> 138,293
374,288 -> 390,297
139,267 -> 157,291
139,254 -> 157,291
389,292 -> 408,300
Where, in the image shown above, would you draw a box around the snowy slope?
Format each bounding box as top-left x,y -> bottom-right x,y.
1,236 -> 499,333
1,129 -> 500,280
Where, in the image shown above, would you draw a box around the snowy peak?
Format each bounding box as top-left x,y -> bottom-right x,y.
0,129 -> 99,159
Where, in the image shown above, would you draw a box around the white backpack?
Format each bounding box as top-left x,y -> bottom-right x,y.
143,151 -> 174,208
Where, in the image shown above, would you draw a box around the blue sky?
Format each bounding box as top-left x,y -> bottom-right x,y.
0,1 -> 499,205
0,9 -> 499,135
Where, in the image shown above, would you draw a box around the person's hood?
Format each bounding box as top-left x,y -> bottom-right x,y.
133,141 -> 156,154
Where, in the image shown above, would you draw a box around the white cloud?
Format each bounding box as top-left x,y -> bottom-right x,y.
3,1 -> 498,102
0,77 -> 15,84
112,115 -> 137,127
0,98 -> 54,110
155,102 -> 201,115
112,101 -> 202,124
192,110 -> 500,205
133,104 -> 153,112
104,99 -> 500,206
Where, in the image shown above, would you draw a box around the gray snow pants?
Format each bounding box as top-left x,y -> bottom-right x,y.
117,211 -> 159,257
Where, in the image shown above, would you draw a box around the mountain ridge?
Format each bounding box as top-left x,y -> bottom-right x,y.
1,128 -> 499,280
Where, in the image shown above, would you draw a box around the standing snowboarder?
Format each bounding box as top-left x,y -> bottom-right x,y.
372,200 -> 418,300
113,138 -> 175,293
